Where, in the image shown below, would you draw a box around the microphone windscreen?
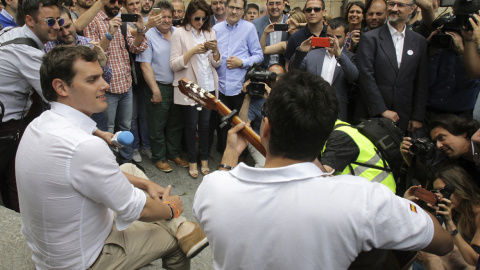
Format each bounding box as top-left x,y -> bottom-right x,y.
117,131 -> 134,146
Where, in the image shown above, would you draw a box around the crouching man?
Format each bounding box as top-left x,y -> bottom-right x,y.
15,45 -> 208,270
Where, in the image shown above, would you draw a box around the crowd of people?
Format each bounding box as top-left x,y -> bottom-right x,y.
3,0 -> 480,268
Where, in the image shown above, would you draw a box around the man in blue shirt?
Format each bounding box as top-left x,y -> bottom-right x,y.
0,0 -> 18,28
136,1 -> 188,173
213,0 -> 263,152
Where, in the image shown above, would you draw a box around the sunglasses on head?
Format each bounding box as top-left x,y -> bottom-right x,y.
43,17 -> 65,27
194,16 -> 208,22
305,7 -> 323,13
109,0 -> 125,4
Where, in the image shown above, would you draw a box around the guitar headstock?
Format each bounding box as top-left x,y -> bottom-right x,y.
178,78 -> 218,110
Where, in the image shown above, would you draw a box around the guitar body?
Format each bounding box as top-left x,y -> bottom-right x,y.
178,78 -> 266,157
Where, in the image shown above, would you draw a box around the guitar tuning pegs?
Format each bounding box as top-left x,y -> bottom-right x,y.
190,103 -> 195,106
199,92 -> 205,98
184,97 -> 189,103
192,88 -> 198,93
196,107 -> 202,111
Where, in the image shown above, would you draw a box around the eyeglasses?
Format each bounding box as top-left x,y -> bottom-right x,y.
304,7 -> 323,13
386,1 -> 414,8
42,17 -> 65,27
228,5 -> 244,11
193,16 -> 208,22
109,0 -> 125,4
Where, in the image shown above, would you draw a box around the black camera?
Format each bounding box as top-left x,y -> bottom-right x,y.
431,13 -> 476,48
172,19 -> 182,26
245,69 -> 277,97
409,138 -> 436,159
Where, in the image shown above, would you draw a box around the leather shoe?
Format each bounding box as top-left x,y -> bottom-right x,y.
170,157 -> 189,168
178,222 -> 209,259
155,161 -> 173,173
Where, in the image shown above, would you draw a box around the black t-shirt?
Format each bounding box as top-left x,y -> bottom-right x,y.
320,129 -> 359,172
284,23 -> 327,62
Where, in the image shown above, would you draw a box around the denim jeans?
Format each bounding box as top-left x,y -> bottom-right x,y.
131,86 -> 150,150
105,90 -> 133,163
184,104 -> 211,163
248,97 -> 265,134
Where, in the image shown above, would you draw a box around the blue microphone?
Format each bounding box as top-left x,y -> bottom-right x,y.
111,131 -> 134,147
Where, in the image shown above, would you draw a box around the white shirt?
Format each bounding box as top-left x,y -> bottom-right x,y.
268,16 -> 282,65
16,102 -> 146,270
0,25 -> 47,122
320,51 -> 337,85
193,162 -> 434,270
192,29 -> 215,92
387,22 -> 406,69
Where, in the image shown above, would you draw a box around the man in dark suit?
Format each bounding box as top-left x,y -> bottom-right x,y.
289,17 -> 358,121
356,0 -> 428,133
252,0 -> 289,67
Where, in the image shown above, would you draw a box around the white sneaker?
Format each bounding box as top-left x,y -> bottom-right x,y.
132,149 -> 142,163
141,147 -> 152,159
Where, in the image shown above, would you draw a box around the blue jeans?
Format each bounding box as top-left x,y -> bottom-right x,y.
131,86 -> 150,150
105,90 -> 133,163
248,97 -> 265,134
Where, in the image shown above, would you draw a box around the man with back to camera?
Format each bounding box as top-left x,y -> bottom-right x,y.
16,45 -> 208,269
284,0 -> 327,70
289,17 -> 358,122
193,70 -> 453,269
252,0 -> 288,67
355,0 -> 428,133
212,0 -> 263,153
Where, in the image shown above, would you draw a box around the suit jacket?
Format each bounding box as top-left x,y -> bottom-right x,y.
170,24 -> 221,106
355,23 -> 428,131
252,14 -> 288,67
290,47 -> 359,121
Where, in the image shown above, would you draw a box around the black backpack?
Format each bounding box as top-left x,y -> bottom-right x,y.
353,118 -> 405,181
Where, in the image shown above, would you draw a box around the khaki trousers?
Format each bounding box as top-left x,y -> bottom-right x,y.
89,164 -> 190,270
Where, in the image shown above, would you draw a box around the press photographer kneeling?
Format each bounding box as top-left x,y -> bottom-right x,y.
238,64 -> 285,167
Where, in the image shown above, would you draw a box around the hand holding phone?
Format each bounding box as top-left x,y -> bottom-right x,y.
411,186 -> 439,205
273,23 -> 289,31
121,13 -> 139,22
311,37 -> 330,47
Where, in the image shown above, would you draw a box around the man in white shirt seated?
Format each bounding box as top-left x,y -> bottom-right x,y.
15,45 -> 208,270
193,70 -> 453,270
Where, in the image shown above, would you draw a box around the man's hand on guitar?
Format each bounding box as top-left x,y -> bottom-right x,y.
225,122 -> 249,158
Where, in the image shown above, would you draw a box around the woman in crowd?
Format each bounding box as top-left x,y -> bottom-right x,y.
260,11 -> 307,55
170,0 -> 220,178
343,1 -> 365,52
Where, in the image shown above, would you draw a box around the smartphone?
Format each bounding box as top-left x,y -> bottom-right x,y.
273,23 -> 288,31
311,37 -> 330,47
411,186 -> 439,205
151,8 -> 161,17
172,19 -> 182,26
121,13 -> 139,22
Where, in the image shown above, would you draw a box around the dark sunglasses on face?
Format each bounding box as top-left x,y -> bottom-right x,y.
109,0 -> 125,5
194,16 -> 208,22
430,188 -> 444,195
43,17 -> 65,27
305,7 -> 323,13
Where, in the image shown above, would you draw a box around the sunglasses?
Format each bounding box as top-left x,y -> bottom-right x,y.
305,7 -> 323,13
109,0 -> 125,4
193,16 -> 208,22
42,17 -> 65,27
430,188 -> 444,195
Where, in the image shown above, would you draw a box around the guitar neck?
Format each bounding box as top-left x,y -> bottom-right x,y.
216,101 -> 266,157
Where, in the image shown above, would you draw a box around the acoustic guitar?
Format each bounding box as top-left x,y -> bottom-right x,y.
178,78 -> 266,157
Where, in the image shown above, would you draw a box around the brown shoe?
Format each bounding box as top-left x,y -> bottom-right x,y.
169,157 -> 189,168
178,222 -> 209,259
155,161 -> 173,173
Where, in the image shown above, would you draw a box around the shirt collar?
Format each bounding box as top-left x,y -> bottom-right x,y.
99,10 -> 109,21
50,102 -> 98,134
387,22 -> 406,37
1,9 -> 15,22
154,26 -> 175,38
21,25 -> 46,49
230,162 -> 333,184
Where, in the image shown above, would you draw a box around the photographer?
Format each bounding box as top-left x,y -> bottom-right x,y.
426,1 -> 480,121
238,64 -> 284,167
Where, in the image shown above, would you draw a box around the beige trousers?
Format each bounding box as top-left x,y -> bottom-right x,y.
88,164 -> 190,270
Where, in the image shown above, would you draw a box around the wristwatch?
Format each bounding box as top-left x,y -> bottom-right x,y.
212,51 -> 219,56
450,229 -> 458,236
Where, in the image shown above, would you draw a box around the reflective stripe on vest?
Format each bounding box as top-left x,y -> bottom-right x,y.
333,120 -> 396,193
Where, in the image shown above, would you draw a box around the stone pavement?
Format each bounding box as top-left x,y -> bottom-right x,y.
0,143 -> 241,269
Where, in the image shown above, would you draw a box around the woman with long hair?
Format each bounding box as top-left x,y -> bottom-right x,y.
434,165 -> 480,266
170,0 -> 221,178
343,1 -> 365,52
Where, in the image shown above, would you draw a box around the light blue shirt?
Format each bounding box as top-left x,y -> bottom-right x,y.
213,19 -> 263,96
136,27 -> 175,84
